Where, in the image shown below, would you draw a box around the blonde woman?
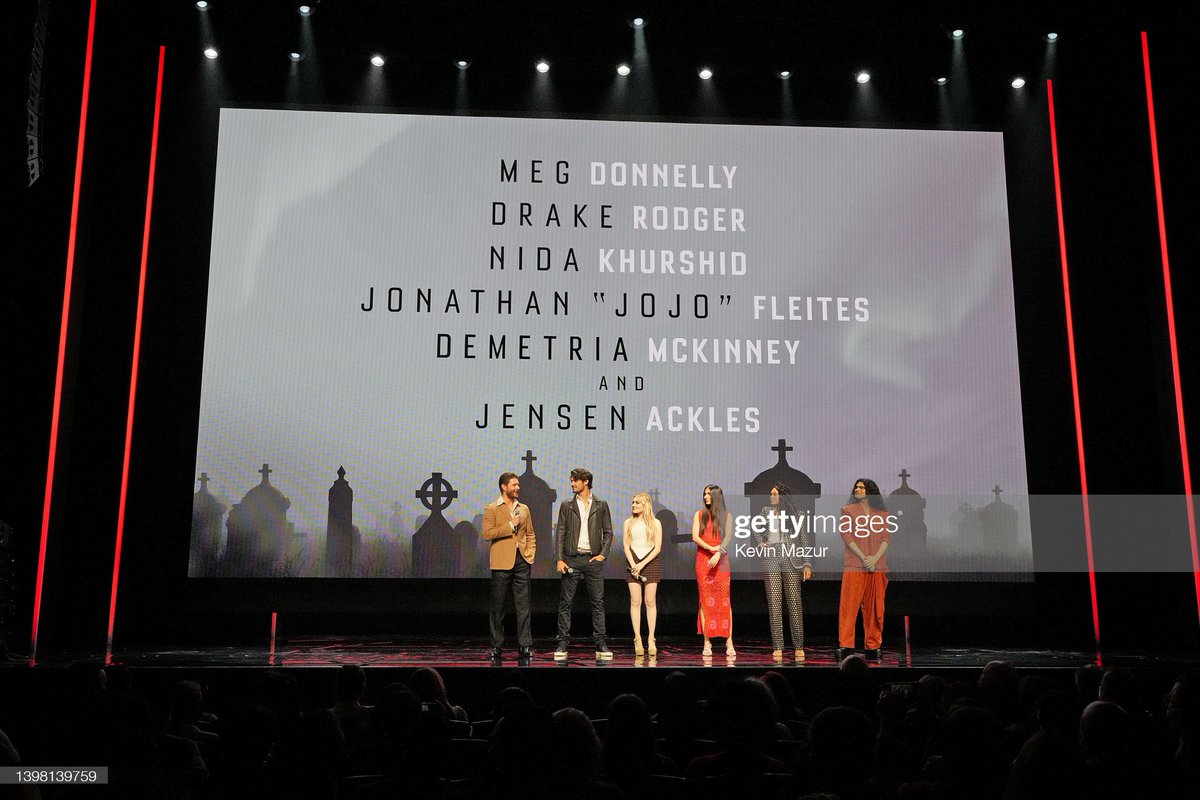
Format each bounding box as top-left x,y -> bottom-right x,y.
623,493 -> 663,656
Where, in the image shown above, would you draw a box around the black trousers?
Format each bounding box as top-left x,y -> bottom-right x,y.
489,555 -> 532,649
556,554 -> 606,644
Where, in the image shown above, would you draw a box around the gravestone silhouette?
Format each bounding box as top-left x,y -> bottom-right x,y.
980,484 -> 1018,554
516,449 -> 558,578
325,466 -> 360,577
889,467 -> 928,568
225,463 -> 294,576
191,472 -> 227,576
411,473 -> 461,578
743,438 -> 822,518
455,520 -> 487,577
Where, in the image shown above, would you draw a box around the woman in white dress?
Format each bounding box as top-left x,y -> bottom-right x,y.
623,493 -> 663,656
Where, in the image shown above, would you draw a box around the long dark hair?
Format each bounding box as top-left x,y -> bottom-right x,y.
771,481 -> 799,518
848,477 -> 888,511
702,484 -> 729,535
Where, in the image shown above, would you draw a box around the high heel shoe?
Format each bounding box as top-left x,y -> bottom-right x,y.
772,649 -> 784,662
647,637 -> 657,657
634,636 -> 644,656
725,641 -> 737,658
702,641 -> 713,657
795,649 -> 806,663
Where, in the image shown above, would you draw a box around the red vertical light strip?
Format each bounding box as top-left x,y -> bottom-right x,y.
1141,32 -> 1200,619
270,612 -> 278,663
105,45 -> 166,663
32,0 -> 99,658
1047,79 -> 1101,647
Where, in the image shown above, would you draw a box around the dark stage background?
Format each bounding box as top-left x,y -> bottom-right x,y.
4,0 -> 1198,657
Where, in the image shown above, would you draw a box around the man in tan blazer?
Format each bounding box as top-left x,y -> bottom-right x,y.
482,471 -> 536,664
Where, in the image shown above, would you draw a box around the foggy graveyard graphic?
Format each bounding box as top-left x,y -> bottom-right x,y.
190,441 -> 1028,579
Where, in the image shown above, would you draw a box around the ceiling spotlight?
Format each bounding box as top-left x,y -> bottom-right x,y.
289,52 -> 303,62
630,17 -> 645,28
617,63 -> 631,76
536,60 -> 550,73
371,54 -> 385,67
203,47 -> 218,59
455,59 -> 470,69
856,71 -> 870,84
698,67 -> 713,80
298,5 -> 312,16
195,1 -> 209,9
1011,77 -> 1026,88
935,76 -> 948,85
1045,32 -> 1059,42
950,28 -> 965,40
778,70 -> 791,79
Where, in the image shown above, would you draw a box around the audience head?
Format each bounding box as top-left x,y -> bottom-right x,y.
706,678 -> 778,750
1098,667 -> 1140,715
409,667 -> 454,714
1079,700 -> 1129,763
1075,663 -> 1104,705
760,670 -> 800,720
335,664 -> 367,704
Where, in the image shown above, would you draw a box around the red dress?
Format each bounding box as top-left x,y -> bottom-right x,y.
695,517 -> 732,637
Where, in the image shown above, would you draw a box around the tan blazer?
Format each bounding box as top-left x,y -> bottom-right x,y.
482,497 -> 536,570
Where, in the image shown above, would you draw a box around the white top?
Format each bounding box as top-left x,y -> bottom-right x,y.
627,519 -> 651,556
575,495 -> 592,552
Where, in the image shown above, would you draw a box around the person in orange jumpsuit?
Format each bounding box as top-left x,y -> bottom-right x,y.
838,478 -> 892,661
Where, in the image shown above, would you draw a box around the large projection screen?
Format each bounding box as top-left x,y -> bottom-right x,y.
189,109 -> 1030,580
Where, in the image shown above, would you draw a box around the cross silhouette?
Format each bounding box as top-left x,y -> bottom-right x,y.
899,468 -> 911,482
198,472 -> 210,492
650,487 -> 662,505
259,464 -> 273,483
992,484 -> 1003,500
522,450 -> 537,472
772,438 -> 793,463
416,472 -> 458,514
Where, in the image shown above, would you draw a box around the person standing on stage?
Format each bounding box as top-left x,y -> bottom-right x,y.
693,484 -> 735,658
760,482 -> 812,663
623,493 -> 663,657
837,478 -> 892,661
482,471 -> 536,664
554,467 -> 614,661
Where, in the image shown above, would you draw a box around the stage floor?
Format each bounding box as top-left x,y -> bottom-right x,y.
14,637 -> 1199,670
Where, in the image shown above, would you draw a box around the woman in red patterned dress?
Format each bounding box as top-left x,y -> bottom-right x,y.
692,484 -> 735,658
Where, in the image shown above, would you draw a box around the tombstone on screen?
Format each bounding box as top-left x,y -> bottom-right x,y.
743,438 -> 822,518
889,468 -> 928,568
190,472 -> 227,577
517,449 -> 558,578
225,463 -> 294,577
411,472 -> 462,578
980,484 -> 1018,555
325,466 -> 361,578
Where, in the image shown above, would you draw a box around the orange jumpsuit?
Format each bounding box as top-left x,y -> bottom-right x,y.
838,503 -> 891,650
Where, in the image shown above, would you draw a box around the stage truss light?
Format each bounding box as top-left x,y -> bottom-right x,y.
617,63 -> 631,76
298,5 -> 312,16
698,67 -> 713,80
204,47 -> 218,59
371,54 -> 385,67
935,76 -> 948,85
195,1 -> 209,9
778,70 -> 791,79
289,52 -> 303,62
536,60 -> 550,73
1011,77 -> 1026,88
856,71 -> 870,84
630,17 -> 645,28
455,59 -> 470,69
950,28 -> 965,40
1045,32 -> 1059,42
